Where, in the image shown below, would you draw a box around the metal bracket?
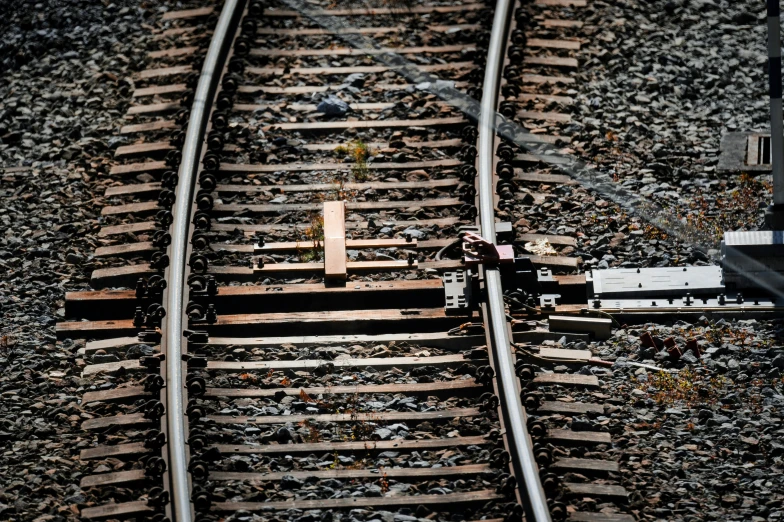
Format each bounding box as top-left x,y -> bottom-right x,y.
462,231 -> 515,268
444,271 -> 473,315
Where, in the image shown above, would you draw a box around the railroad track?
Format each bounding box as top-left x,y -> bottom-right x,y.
58,0 -> 635,521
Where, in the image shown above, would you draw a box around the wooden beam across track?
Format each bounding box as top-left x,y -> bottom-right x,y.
254,23 -> 480,36
211,490 -> 504,512
59,307 -> 478,340
211,464 -> 493,482
261,116 -> 466,131
100,197 -> 462,217
81,464 -> 494,489
84,252 -> 578,289
239,82 -> 469,95
74,328 -> 583,358
66,279 -> 445,319
262,3 -> 485,17
198,308 -> 479,337
247,62 -> 475,76
250,44 -> 474,57
219,157 -> 462,173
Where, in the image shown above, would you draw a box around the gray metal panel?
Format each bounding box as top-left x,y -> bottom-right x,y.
590,266 -> 724,298
722,230 -> 784,257
717,132 -> 772,174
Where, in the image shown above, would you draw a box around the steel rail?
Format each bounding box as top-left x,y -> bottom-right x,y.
161,1 -> 245,520
478,0 -> 552,520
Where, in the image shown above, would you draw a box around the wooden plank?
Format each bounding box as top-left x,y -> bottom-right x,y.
82,359 -> 141,376
219,239 -> 419,254
58,316 -> 141,339
80,469 -> 146,488
536,0 -> 587,6
522,255 -> 577,268
254,24 -> 480,36
524,56 -> 579,68
120,120 -> 176,134
215,435 -> 489,456
81,501 -> 153,520
211,216 -> 458,233
212,464 -> 492,482
137,65 -> 192,80
247,61 -> 474,76
213,197 -> 462,214
264,116 -> 466,131
126,102 -> 180,115
205,380 -> 480,399
161,6 -> 214,20
248,259 -> 420,275
528,38 -> 581,50
206,353 -> 469,373
133,84 -> 187,98
80,442 -> 150,460
515,171 -> 575,184
542,19 -> 584,28
109,161 -> 167,176
518,233 -> 576,247
212,490 -> 503,512
564,483 -> 628,500
255,238 -> 418,252
105,181 -> 161,196
62,308 -> 476,340
84,336 -> 140,351
148,46 -> 198,59
221,178 -> 461,195
89,263 -> 159,288
521,74 -> 575,84
205,307 -> 474,336
114,143 -> 172,160
547,429 -> 612,445
569,513 -> 635,522
67,279 -> 443,319
517,110 -> 572,123
219,158 -> 461,173
205,331 -> 486,350
239,82 -> 468,95
293,138 -> 464,151
209,407 -> 479,425
533,373 -> 599,387
514,153 -> 573,165
158,26 -> 196,38
552,458 -> 620,475
263,4 -> 484,16
82,386 -> 151,404
95,241 -> 153,258
518,93 -> 574,105
98,221 -> 156,237
539,401 -> 604,414
251,44 -> 471,57
83,252 -> 571,290
101,201 -> 157,216
323,201 -> 346,280
235,102 -> 394,112
82,413 -> 150,430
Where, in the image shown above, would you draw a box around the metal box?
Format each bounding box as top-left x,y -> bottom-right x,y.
721,230 -> 784,291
